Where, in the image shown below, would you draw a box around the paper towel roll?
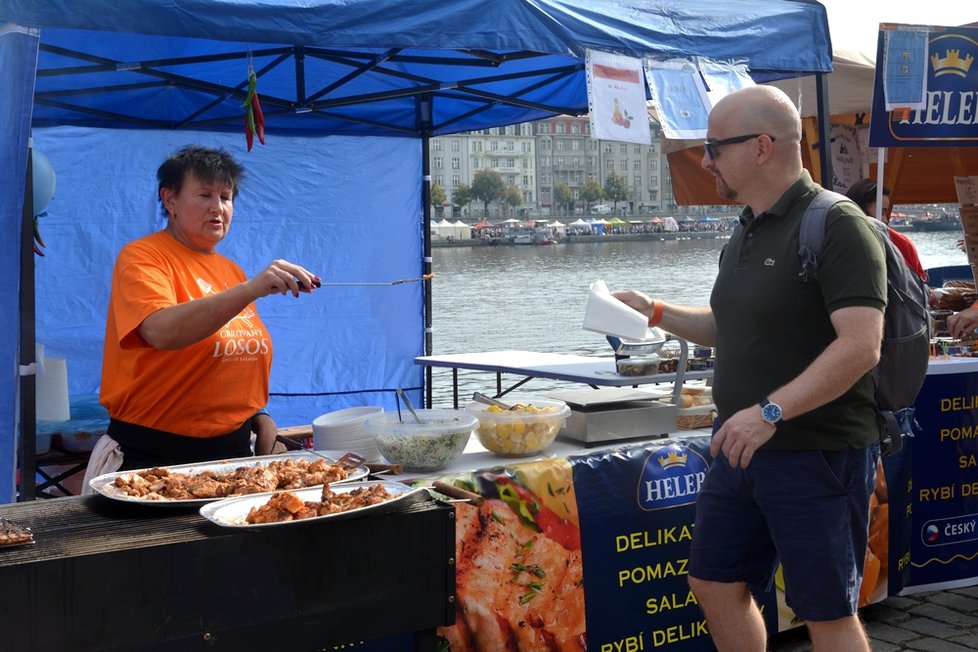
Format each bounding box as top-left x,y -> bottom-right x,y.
36,356 -> 70,422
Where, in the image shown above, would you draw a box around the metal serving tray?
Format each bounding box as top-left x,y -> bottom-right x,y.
199,480 -> 429,528
89,450 -> 369,507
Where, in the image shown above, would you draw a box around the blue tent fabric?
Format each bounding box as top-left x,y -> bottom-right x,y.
7,1 -> 832,137
0,1 -> 833,502
4,0 -> 833,68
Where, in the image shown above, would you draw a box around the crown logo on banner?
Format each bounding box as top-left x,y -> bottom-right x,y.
930,49 -> 975,77
657,450 -> 688,469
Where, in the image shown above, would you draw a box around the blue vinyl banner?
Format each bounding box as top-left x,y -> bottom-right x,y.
904,361 -> 978,590
434,433 -> 905,651
870,25 -> 978,147
572,437 -> 744,651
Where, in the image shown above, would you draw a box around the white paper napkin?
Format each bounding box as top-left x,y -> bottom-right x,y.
582,280 -> 651,341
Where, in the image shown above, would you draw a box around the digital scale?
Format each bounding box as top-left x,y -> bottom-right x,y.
545,328 -> 694,445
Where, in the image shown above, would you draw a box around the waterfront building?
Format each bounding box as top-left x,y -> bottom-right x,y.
429,115 -> 742,220
431,123 -> 536,219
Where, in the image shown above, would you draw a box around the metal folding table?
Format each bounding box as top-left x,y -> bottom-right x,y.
416,350 -> 712,408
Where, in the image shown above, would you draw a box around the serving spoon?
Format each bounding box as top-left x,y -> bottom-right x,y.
396,388 -> 424,424
472,391 -> 518,410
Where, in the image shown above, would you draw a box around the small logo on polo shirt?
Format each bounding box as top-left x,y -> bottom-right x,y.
764,258 -> 776,266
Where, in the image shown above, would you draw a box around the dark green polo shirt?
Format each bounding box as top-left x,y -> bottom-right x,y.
710,171 -> 886,450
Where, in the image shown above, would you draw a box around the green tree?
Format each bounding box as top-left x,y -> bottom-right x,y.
452,183 -> 473,216
604,173 -> 628,210
503,185 -> 523,216
430,183 -> 446,217
554,181 -> 573,216
579,180 -> 604,212
471,169 -> 505,217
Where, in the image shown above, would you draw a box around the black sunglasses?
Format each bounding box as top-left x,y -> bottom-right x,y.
703,134 -> 775,160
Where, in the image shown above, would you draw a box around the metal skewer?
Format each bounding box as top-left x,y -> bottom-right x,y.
314,274 -> 435,288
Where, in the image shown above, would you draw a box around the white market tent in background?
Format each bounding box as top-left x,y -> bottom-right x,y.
548,220 -> 567,235
0,0 -> 834,502
452,221 -> 473,240
431,219 -> 470,241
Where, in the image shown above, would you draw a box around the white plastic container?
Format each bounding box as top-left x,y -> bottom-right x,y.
312,406 -> 384,462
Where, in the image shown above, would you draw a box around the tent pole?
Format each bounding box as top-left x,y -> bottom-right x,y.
18,145 -> 37,501
419,95 -> 434,409
875,148 -> 886,221
814,72 -> 834,188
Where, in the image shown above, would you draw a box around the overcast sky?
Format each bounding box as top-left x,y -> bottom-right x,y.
817,0 -> 978,52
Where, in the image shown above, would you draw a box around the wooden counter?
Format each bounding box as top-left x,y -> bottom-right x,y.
0,494 -> 455,651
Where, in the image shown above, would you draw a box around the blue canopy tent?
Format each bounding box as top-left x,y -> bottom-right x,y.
0,0 -> 834,502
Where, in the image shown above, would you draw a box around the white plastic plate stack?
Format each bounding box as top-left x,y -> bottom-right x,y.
312,406 -> 384,463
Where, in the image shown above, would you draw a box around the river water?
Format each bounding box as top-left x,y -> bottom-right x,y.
425,230 -> 966,405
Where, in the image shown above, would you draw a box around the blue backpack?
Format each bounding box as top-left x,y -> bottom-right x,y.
798,190 -> 931,455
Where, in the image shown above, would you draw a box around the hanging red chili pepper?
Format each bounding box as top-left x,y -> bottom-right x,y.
33,215 -> 46,257
251,92 -> 265,145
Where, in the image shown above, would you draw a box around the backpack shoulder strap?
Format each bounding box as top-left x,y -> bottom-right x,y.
798,190 -> 851,282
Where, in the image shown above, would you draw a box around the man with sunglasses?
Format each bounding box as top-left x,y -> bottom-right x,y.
614,85 -> 885,651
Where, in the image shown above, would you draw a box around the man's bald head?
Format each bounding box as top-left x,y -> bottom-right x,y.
711,85 -> 802,147
702,85 -> 805,211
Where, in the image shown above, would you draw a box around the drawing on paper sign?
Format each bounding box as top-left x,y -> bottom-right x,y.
611,98 -> 633,129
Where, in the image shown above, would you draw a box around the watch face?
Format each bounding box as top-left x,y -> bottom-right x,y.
762,402 -> 782,423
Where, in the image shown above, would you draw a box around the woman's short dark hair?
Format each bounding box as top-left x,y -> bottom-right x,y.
845,178 -> 890,214
157,145 -> 245,204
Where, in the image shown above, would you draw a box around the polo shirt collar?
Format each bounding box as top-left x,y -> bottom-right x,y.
738,170 -> 816,226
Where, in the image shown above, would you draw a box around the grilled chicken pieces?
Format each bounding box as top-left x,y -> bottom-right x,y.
112,459 -> 349,501
244,483 -> 394,524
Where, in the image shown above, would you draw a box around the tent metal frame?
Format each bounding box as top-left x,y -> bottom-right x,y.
34,43 -> 586,134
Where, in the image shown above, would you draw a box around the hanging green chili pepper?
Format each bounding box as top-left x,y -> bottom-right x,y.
242,69 -> 258,151
246,104 -> 258,148
242,71 -> 257,108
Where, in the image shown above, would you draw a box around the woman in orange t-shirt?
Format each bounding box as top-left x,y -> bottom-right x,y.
94,145 -> 320,472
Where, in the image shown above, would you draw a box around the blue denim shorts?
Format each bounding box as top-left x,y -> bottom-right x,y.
688,443 -> 879,621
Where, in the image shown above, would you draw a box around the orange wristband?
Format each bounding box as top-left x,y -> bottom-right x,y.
650,300 -> 664,327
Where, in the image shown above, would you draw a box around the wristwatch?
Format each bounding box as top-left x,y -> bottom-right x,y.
759,398 -> 783,424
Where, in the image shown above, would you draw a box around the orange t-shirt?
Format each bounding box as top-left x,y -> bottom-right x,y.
100,231 -> 272,437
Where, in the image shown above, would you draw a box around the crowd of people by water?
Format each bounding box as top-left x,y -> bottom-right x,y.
449,216 -> 734,245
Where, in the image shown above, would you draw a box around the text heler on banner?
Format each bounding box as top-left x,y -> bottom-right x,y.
870,24 -> 978,147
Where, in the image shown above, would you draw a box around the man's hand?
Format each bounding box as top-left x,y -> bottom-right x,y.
612,289 -> 654,321
711,404 -> 777,468
948,306 -> 978,339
